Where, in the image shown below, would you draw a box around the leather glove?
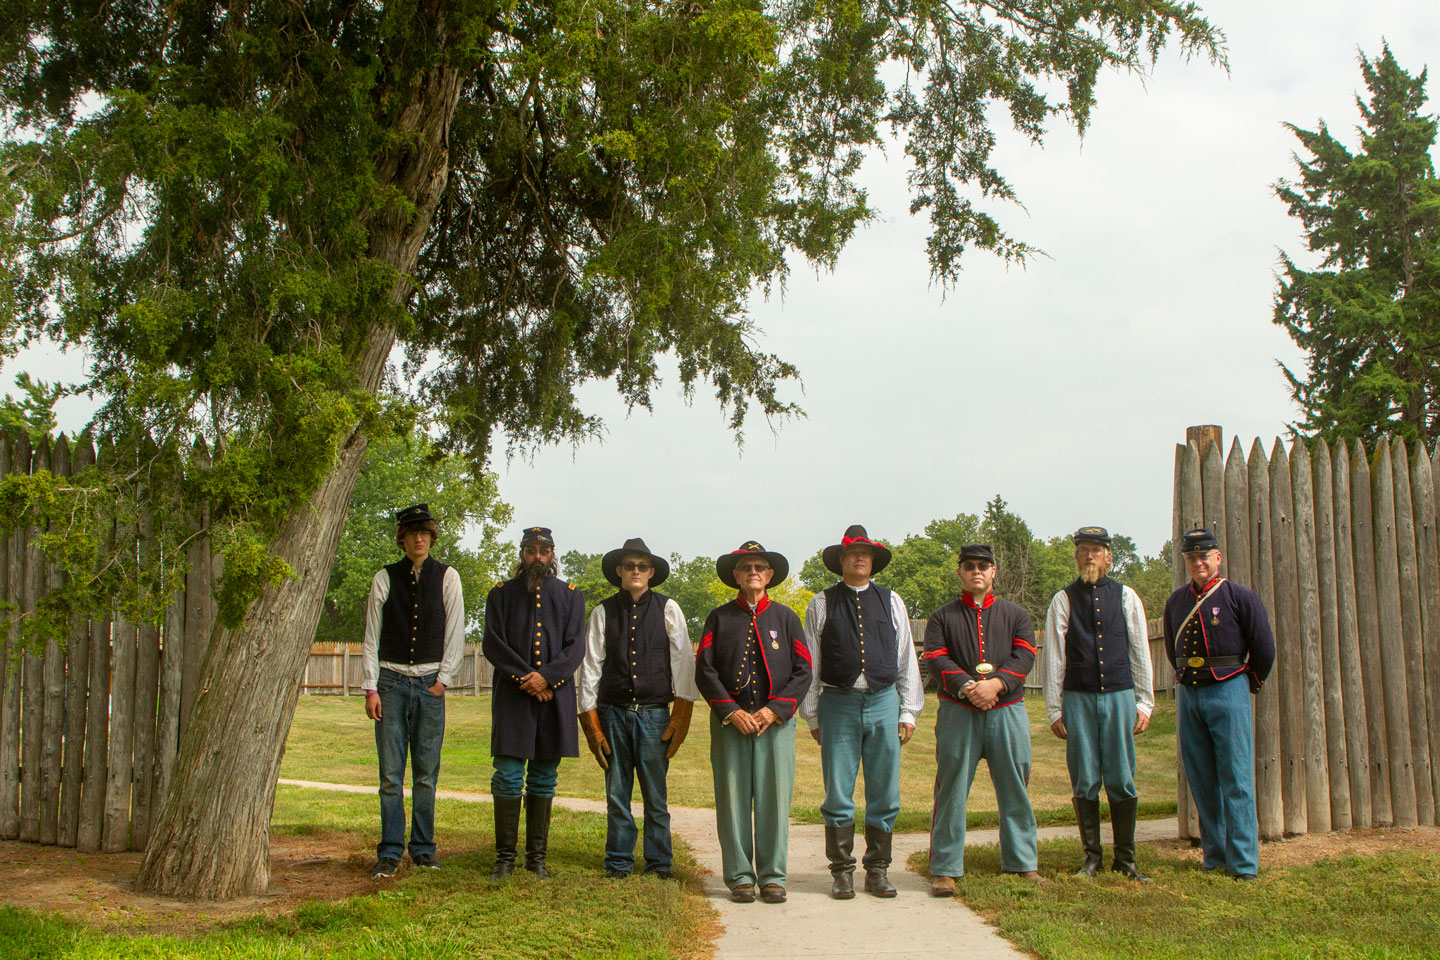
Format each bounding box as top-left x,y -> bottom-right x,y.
578,709 -> 610,771
662,698 -> 695,759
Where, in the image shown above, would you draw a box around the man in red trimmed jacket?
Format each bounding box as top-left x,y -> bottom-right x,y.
923,543 -> 1041,895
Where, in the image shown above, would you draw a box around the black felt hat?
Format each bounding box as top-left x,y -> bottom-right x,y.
1071,525 -> 1112,547
1181,527 -> 1220,554
822,524 -> 892,575
602,537 -> 671,588
396,503 -> 435,526
520,526 -> 555,547
716,540 -> 790,590
958,543 -> 996,565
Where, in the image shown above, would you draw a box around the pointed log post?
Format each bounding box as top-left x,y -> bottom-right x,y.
1427,443 -> 1440,820
1312,441 -> 1350,827
37,436 -> 68,845
103,480 -> 138,852
59,436 -> 94,847
76,440 -> 111,853
0,433 -> 17,840
1411,443 -> 1440,824
1248,439 -> 1282,839
1225,439 -> 1252,587
1270,439 -> 1307,834
1331,446 -> 1371,826
1351,440 -> 1391,823
1393,441 -> 1436,823
1372,439 -> 1417,826
20,436 -> 48,843
1177,441 -> 1206,840
1290,439 -> 1331,833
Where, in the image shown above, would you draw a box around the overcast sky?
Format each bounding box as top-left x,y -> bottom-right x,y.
14,0 -> 1440,564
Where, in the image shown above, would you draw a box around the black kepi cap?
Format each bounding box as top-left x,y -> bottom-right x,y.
958,543 -> 995,565
1072,525 -> 1112,546
521,526 -> 555,547
1181,527 -> 1220,554
396,503 -> 434,525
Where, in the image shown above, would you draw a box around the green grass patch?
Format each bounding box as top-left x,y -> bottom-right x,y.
283,692 -> 1179,831
0,786 -> 712,960
907,838 -> 1440,959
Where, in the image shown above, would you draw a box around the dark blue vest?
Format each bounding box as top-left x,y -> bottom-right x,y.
598,591 -> 674,706
379,556 -> 449,665
1061,577 -> 1133,693
820,583 -> 898,689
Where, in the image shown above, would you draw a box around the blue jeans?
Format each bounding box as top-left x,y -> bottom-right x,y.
375,669 -> 445,861
1178,677 -> 1259,876
491,754 -> 561,799
600,703 -> 673,874
818,685 -> 902,830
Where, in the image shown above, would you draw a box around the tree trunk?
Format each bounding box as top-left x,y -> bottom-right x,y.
134,38 -> 464,900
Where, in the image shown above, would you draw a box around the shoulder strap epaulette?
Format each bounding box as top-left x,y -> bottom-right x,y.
495,581 -> 505,589
568,582 -> 576,590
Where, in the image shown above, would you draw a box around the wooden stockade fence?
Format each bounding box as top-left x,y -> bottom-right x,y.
301,642 -> 492,695
1174,425 -> 1440,841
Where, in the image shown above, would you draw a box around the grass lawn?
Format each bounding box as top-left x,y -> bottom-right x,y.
906,837 -> 1440,960
281,692 -> 1178,831
0,785 -> 713,959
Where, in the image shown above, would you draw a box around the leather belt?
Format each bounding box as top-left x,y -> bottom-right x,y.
606,701 -> 668,712
1183,655 -> 1244,669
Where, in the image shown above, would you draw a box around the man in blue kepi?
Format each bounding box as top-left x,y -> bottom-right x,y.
1163,527 -> 1276,880
483,526 -> 587,880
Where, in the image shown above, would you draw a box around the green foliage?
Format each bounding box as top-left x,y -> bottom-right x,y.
1275,45 -> 1440,443
664,552 -> 726,641
315,430 -> 513,645
0,372 -> 60,440
559,550 -> 612,611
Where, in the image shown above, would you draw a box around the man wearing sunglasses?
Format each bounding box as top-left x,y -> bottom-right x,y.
576,538 -> 699,879
924,544 -> 1042,895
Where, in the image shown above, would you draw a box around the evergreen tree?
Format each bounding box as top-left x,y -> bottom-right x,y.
1275,45 -> 1440,443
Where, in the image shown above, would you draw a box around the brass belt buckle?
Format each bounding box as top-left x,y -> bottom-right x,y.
1187,656 -> 1205,668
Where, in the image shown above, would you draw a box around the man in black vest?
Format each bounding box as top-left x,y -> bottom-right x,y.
576,538 -> 699,879
361,504 -> 465,880
800,525 -> 924,899
482,526 -> 587,880
1042,526 -> 1155,881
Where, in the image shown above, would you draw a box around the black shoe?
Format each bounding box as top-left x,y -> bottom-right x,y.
491,795 -> 523,880
760,883 -> 787,903
524,794 -> 554,879
730,883 -> 756,903
1108,795 -> 1152,883
862,824 -> 898,898
370,857 -> 400,880
410,853 -> 440,870
1233,873 -> 1257,882
824,822 -> 856,900
604,868 -> 630,879
652,869 -> 678,881
1072,797 -> 1103,877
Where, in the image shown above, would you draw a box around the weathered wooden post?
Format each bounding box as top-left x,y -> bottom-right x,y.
130,489 -> 161,850
1178,440 -> 1205,839
19,436 -> 47,843
77,440 -> 112,853
1291,439 -> 1331,833
1312,440 -> 1350,828
1372,439 -> 1418,826
1331,447 -> 1371,826
1411,443 -> 1440,824
1270,439 -> 1307,834
58,437 -> 93,848
1248,439 -> 1283,839
0,433 -> 17,840
1351,440 -> 1391,823
103,474 -> 139,852
39,437 -> 67,845
1391,441 -> 1434,823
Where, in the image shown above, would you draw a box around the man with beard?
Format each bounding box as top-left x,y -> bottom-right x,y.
576,537 -> 699,879
800,525 -> 924,899
924,544 -> 1041,895
1164,527 -> 1275,880
1042,526 -> 1154,882
482,526 -> 587,880
361,504 -> 465,879
694,541 -> 812,904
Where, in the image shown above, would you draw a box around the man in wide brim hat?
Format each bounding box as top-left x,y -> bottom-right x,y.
801,525 -> 923,900
694,540 -> 811,904
576,537 -> 697,879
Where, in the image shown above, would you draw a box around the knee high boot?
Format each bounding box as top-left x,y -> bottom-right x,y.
1072,796 -> 1103,877
862,824 -> 898,898
524,794 -> 554,879
491,796 -> 523,880
825,823 -> 856,899
1109,796 -> 1151,883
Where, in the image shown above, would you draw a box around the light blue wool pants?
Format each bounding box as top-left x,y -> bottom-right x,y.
710,712 -> 796,889
1062,688 -> 1138,801
818,685 -> 902,830
1178,677 -> 1259,876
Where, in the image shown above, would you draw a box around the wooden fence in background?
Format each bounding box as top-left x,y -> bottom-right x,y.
300,643 -> 491,695
1174,426 -> 1440,840
0,431 -> 219,854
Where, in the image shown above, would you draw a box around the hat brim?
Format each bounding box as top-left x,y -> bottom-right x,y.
601,546 -> 670,588
397,512 -> 436,526
821,541 -> 892,576
1072,535 -> 1112,547
716,550 -> 789,590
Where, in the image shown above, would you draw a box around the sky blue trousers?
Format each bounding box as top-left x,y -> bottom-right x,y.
818,685 -> 902,830
491,755 -> 561,799
1178,677 -> 1260,876
929,699 -> 1037,877
1062,688 -> 1138,801
710,712 -> 796,889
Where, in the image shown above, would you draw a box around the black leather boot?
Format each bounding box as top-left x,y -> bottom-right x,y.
524,794 -> 554,879
490,796 -> 522,880
1072,796 -> 1103,877
825,822 -> 856,899
862,824 -> 898,898
1109,796 -> 1152,883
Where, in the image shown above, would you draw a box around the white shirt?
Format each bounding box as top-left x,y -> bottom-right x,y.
577,595 -> 700,713
1042,581 -> 1154,725
799,583 -> 925,730
361,563 -> 466,692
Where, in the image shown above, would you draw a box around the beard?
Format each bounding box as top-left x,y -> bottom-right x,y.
1078,559 -> 1110,584
525,560 -> 550,590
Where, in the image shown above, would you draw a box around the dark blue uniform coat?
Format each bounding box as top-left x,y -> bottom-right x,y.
483,575 -> 587,759
1162,577 -> 1275,690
